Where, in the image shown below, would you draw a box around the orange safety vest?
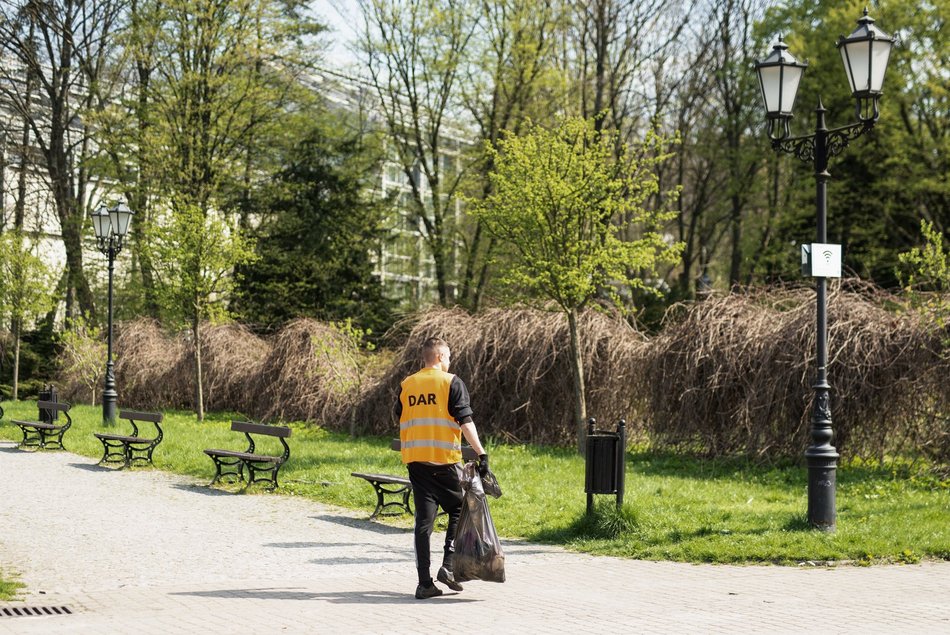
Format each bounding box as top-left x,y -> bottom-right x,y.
399,368 -> 462,464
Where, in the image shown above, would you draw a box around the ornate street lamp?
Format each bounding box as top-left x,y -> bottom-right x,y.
755,9 -> 895,531
91,201 -> 135,426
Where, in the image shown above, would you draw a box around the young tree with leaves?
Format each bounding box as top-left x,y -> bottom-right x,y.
0,231 -> 56,400
152,204 -> 255,421
57,318 -> 106,405
899,220 -> 950,343
457,0 -> 563,311
470,116 -> 682,452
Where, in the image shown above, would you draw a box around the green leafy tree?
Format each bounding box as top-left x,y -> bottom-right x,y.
106,0 -> 320,420
457,0 -> 564,311
0,231 -> 56,400
753,1 -> 950,286
898,220 -> 950,348
152,204 -> 255,421
470,116 -> 682,451
0,0 -> 124,320
232,121 -> 393,335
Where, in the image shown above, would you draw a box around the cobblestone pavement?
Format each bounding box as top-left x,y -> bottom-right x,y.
0,443 -> 948,634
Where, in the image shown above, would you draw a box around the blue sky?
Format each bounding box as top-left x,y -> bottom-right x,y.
315,0 -> 361,69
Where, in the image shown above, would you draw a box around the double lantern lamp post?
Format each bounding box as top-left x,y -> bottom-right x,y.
91,201 -> 135,426
755,9 -> 896,531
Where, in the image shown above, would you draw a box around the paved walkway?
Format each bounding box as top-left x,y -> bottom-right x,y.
0,443 -> 948,634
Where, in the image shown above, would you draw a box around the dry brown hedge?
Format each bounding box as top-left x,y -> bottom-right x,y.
347,307 -> 649,445
200,322 -> 271,414
642,284 -> 950,460
250,318 -> 361,424
55,286 -> 950,462
83,318 -> 359,422
112,319 -> 190,409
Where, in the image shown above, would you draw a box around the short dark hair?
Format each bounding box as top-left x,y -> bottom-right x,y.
422,337 -> 449,363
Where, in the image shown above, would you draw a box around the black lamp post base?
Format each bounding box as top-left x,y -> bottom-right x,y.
102,390 -> 118,427
805,455 -> 838,531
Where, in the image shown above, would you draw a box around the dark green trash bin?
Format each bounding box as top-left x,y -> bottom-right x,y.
584,417 -> 626,513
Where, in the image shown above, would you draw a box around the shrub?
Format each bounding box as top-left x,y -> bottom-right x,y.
642,282 -> 950,461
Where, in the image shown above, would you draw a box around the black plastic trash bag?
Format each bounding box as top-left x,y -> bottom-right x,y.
480,466 -> 503,499
453,462 -> 505,583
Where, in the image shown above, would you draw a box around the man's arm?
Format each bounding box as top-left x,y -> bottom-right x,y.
460,422 -> 486,456
449,376 -> 486,457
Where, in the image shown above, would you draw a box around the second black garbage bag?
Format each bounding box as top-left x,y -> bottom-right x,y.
453,461 -> 505,583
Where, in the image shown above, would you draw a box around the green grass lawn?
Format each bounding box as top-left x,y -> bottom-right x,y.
1,400 -> 947,565
0,571 -> 24,601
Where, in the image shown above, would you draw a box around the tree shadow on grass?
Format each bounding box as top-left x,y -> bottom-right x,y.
531,506 -> 814,547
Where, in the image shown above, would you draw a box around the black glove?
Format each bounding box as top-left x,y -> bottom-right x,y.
478,454 -> 489,479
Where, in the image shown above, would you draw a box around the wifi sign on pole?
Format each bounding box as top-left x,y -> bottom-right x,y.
800,243 -> 842,278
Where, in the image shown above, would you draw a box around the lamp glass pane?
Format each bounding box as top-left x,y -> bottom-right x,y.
92,208 -> 111,238
758,65 -> 783,114
110,205 -> 133,237
780,65 -> 803,113
869,40 -> 892,92
842,40 -> 871,93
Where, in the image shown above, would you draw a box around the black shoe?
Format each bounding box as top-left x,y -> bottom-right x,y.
437,566 -> 463,592
415,583 -> 443,600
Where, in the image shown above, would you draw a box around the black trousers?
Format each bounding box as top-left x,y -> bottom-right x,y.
407,462 -> 463,584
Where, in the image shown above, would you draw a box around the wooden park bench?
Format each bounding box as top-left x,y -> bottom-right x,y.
11,400 -> 72,450
93,410 -> 164,468
351,439 -> 477,520
203,420 -> 291,489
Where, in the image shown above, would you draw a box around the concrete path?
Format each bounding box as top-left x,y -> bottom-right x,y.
0,443 -> 948,634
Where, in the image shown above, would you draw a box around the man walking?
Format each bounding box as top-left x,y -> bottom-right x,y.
397,337 -> 488,599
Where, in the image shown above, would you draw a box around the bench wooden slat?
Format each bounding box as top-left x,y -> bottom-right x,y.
95,434 -> 151,444
12,420 -> 64,431
37,400 -> 71,412
231,420 -> 291,438
351,472 -> 411,485
119,410 -> 163,423
204,449 -> 282,463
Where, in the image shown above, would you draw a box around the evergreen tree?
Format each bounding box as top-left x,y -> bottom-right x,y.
233,122 -> 394,336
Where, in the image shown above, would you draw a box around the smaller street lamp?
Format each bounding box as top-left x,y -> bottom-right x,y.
755,9 -> 896,531
91,200 -> 135,426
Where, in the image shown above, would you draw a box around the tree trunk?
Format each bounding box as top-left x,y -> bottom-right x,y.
567,308 -> 588,454
0,138 -> 6,229
12,320 -> 20,401
193,313 -> 204,421
60,209 -> 96,319
729,193 -> 742,287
